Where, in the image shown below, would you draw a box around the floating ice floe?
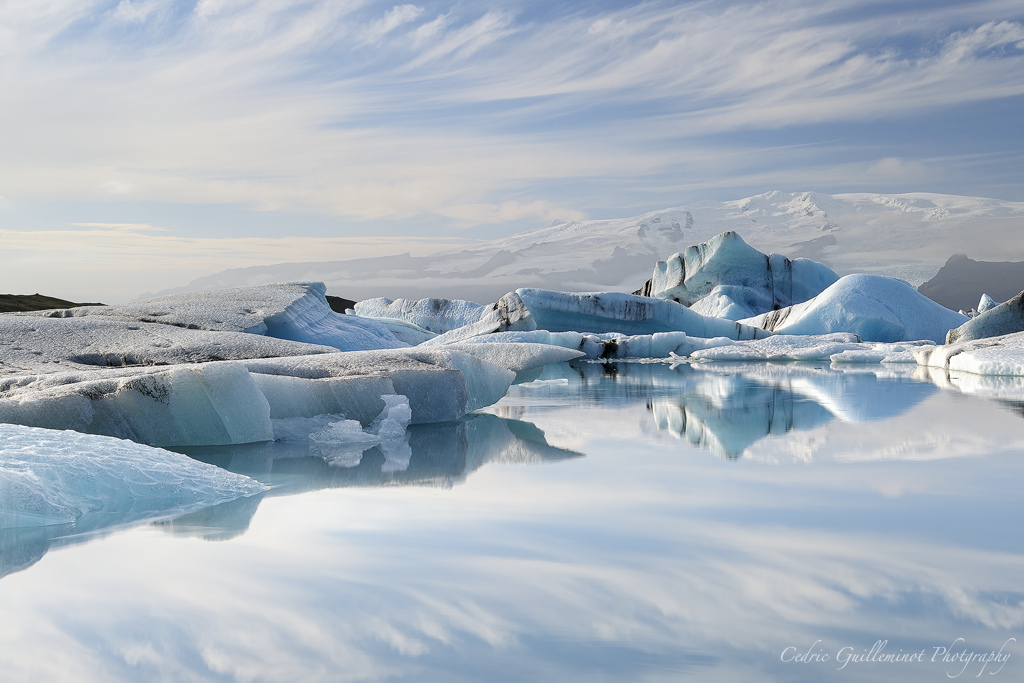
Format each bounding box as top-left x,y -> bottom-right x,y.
911,331 -> 1024,377
20,282 -> 406,352
0,423 -> 267,529
740,274 -> 968,343
0,343 -> 582,446
635,231 -> 838,320
978,293 -> 998,313
516,288 -> 770,340
683,334 -> 931,364
945,290 -> 1024,343
453,329 -> 735,360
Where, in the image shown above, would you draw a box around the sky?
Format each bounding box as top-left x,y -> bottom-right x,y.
1,0 -> 1023,302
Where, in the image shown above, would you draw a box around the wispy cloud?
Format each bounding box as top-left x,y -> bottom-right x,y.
0,0 -> 1022,270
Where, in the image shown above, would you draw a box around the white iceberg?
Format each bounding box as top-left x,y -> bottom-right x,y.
0,343 -> 575,445
912,331 -> 1024,377
515,288 -> 770,340
684,334 -> 928,364
740,274 -> 968,343
945,291 -> 1024,343
978,293 -> 998,313
420,291 -> 536,345
0,423 -> 267,529
636,231 -> 838,320
352,297 -> 486,334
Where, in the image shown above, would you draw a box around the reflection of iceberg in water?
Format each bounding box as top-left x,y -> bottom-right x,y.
650,364 -> 937,458
506,361 -> 937,460
648,364 -> 937,458
161,413 -> 581,540
913,365 -> 1024,417
0,413 -> 578,578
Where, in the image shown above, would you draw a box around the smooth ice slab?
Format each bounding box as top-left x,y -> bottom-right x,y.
0,424 -> 267,529
516,288 -> 770,340
741,274 -> 968,343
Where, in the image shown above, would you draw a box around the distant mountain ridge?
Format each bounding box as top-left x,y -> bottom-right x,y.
918,255 -> 1024,312
155,191 -> 1024,304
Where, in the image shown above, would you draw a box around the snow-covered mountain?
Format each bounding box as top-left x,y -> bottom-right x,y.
157,191 -> 1024,304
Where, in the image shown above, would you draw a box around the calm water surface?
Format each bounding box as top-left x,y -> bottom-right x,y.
1,361 -> 1023,682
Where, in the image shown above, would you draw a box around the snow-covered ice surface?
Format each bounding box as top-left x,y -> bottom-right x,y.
0,314 -> 339,378
945,290 -> 1024,343
638,231 -> 838,319
22,282 -> 407,352
0,424 -> 266,530
741,274 -> 967,343
158,191 -> 1024,303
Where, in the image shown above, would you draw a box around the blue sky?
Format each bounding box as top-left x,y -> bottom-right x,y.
1,0 -> 1023,300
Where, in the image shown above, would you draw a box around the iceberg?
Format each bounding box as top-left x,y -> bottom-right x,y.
0,314 -> 339,378
684,334 -> 929,364
635,231 -> 839,320
516,288 -> 771,340
740,274 -> 968,343
912,331 -> 1024,377
352,297 -> 487,334
454,329 -> 735,360
945,290 -> 1024,343
420,291 -> 536,345
0,343 -> 577,445
978,293 -> 998,313
0,423 -> 266,529
22,282 -> 407,352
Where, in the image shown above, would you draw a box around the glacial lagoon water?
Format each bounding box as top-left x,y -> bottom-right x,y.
2,361 -> 1023,682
